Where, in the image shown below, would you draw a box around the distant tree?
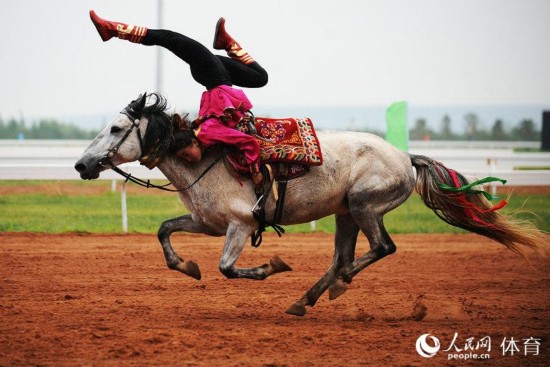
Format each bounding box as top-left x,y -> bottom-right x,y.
0,119 -> 4,138
491,119 -> 508,140
0,117 -> 98,139
30,120 -> 63,139
512,119 -> 539,141
440,114 -> 454,140
464,113 -> 479,140
0,118 -> 26,138
410,118 -> 432,140
364,128 -> 384,138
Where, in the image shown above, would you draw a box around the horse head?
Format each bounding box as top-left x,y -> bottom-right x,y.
75,92 -> 173,179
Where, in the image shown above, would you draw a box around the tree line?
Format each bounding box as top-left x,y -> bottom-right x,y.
408,113 -> 540,141
0,113 -> 542,141
0,117 -> 99,139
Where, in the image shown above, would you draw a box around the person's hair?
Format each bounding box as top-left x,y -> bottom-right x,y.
170,113 -> 196,153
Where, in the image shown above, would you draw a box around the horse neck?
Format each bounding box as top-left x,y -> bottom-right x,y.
156,148 -> 225,190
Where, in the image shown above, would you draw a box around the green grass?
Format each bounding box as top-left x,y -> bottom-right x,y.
513,147 -> 543,153
0,181 -> 185,233
0,192 -> 169,233
284,194 -> 550,234
0,181 -> 548,234
514,166 -> 550,171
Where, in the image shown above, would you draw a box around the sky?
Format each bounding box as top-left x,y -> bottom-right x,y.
1,0 -> 549,128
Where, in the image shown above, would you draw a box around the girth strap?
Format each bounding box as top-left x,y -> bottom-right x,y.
273,179 -> 287,225
251,164 -> 287,248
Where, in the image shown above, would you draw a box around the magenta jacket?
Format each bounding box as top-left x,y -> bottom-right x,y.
194,85 -> 260,169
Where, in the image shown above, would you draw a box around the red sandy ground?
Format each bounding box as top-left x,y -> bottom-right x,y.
2,182 -> 550,196
0,232 -> 548,366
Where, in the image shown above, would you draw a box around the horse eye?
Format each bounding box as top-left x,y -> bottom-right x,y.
110,126 -> 122,134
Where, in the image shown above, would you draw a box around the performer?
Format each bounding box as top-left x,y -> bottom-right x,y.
89,10 -> 267,186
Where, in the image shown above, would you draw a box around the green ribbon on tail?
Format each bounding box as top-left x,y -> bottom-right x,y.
437,176 -> 507,201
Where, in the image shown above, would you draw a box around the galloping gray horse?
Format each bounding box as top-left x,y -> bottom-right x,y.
75,93 -> 546,316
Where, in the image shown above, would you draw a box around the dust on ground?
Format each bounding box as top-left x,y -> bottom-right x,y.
2,181 -> 550,196
1,232 -> 548,366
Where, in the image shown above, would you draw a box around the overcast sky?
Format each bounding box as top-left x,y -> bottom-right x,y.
1,0 -> 549,123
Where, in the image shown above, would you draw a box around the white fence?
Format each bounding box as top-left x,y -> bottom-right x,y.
1,139 -> 549,232
1,139 -> 549,184
0,140 -> 160,181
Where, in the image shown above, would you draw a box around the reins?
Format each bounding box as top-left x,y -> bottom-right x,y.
100,102 -> 223,192
106,154 -> 223,192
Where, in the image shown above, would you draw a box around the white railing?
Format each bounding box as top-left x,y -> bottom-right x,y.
0,162 -> 163,180
2,164 -> 549,186
1,140 -> 549,232
2,139 -> 549,183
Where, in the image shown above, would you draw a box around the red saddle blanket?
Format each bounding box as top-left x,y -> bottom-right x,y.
254,117 -> 323,165
227,117 -> 323,176
227,117 -> 323,175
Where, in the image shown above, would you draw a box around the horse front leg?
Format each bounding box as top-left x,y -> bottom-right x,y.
219,223 -> 292,280
158,214 -> 222,280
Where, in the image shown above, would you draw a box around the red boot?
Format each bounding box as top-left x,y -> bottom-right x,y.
213,17 -> 255,64
89,10 -> 147,43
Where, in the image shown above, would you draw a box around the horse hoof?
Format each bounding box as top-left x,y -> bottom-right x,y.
174,259 -> 201,280
285,303 -> 307,317
270,256 -> 293,274
183,260 -> 201,280
328,278 -> 347,300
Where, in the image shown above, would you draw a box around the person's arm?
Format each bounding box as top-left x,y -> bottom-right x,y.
196,120 -> 261,167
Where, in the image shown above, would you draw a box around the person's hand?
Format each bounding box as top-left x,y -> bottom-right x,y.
252,171 -> 263,186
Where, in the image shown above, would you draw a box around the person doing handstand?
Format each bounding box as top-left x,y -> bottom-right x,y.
89,11 -> 266,186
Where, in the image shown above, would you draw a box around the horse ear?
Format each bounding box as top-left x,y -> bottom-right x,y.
137,92 -> 147,112
122,92 -> 148,120
172,113 -> 191,131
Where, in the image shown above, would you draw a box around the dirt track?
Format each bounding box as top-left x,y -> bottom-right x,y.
1,232 -> 549,366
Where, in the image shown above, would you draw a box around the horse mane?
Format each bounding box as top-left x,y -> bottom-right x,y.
138,93 -> 192,163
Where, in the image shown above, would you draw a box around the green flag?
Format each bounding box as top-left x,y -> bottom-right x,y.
386,101 -> 409,152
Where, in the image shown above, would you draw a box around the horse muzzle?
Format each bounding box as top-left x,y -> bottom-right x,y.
74,156 -> 103,180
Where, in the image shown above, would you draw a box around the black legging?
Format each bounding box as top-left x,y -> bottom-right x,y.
142,29 -> 268,90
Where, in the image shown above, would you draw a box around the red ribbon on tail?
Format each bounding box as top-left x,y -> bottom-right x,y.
437,165 -> 508,228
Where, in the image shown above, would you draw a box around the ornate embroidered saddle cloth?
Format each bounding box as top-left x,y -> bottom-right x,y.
227,117 -> 323,179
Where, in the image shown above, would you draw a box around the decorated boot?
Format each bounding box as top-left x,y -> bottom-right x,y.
213,17 -> 255,64
89,10 -> 147,43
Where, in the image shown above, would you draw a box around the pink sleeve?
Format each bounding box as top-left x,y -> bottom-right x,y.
196,119 -> 260,166
199,86 -> 253,117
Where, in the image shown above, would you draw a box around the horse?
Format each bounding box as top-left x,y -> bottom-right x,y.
74,93 -> 547,316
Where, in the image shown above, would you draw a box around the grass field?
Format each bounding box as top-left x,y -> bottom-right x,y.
0,180 -> 549,234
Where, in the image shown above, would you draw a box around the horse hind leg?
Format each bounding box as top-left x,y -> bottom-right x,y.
326,215 -> 361,300
286,214 -> 359,316
333,211 -> 396,290
328,171 -> 413,296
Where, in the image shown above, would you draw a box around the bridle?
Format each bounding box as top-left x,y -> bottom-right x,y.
98,109 -> 145,168
98,107 -> 222,192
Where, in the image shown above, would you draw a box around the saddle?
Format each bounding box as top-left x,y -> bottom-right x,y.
226,116 -> 323,247
227,116 -> 323,172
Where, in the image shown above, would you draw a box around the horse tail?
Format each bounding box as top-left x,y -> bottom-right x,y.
409,154 -> 548,257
